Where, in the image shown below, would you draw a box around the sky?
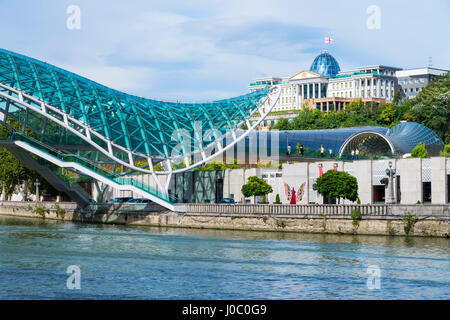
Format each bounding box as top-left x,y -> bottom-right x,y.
0,0 -> 449,101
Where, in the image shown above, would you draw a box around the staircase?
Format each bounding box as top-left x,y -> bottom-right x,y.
0,141 -> 92,207
3,134 -> 179,211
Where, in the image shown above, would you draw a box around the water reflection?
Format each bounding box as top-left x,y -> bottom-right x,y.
0,216 -> 448,300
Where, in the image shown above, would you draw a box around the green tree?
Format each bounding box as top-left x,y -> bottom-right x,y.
403,74 -> 450,143
0,123 -> 59,199
411,142 -> 428,158
315,170 -> 358,203
241,176 -> 273,203
380,103 -> 397,125
392,89 -> 403,106
271,118 -> 290,130
440,143 -> 450,157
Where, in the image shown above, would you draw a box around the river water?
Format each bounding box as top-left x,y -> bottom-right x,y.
0,216 -> 448,300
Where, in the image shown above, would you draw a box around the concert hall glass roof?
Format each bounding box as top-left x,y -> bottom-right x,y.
235,122 -> 444,158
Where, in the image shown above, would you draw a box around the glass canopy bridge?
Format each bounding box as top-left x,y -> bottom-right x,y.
0,48 -> 281,211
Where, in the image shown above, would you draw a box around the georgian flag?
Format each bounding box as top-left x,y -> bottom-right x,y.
324,37 -> 333,44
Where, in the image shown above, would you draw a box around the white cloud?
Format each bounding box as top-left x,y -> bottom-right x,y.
0,0 -> 448,100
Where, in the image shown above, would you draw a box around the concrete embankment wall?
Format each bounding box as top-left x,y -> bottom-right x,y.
0,202 -> 449,238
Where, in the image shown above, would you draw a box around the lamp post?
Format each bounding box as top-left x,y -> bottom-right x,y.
385,161 -> 396,204
34,179 -> 40,203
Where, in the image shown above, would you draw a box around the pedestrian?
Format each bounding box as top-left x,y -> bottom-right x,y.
351,149 -> 355,160
300,144 -> 304,156
286,144 -> 292,156
320,145 -> 325,158
355,148 -> 359,160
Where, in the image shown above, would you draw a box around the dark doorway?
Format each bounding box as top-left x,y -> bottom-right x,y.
215,178 -> 224,203
373,186 -> 385,204
396,175 -> 401,203
447,175 -> 450,203
423,182 -> 431,203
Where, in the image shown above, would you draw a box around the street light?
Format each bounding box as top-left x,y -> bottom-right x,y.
34,179 -> 40,203
385,161 -> 396,204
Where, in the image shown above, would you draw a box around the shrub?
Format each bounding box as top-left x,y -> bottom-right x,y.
351,208 -> 362,229
33,203 -> 49,218
440,143 -> 450,157
276,219 -> 286,228
403,212 -> 418,235
386,220 -> 395,235
55,204 -> 66,219
320,212 -> 327,230
411,142 -> 428,158
275,194 -> 281,204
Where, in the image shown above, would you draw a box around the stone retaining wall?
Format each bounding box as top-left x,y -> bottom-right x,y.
0,202 -> 448,237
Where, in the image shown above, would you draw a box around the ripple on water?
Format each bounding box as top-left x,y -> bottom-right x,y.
0,216 -> 448,299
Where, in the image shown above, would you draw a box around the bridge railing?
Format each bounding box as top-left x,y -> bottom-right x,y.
185,204 -> 390,216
